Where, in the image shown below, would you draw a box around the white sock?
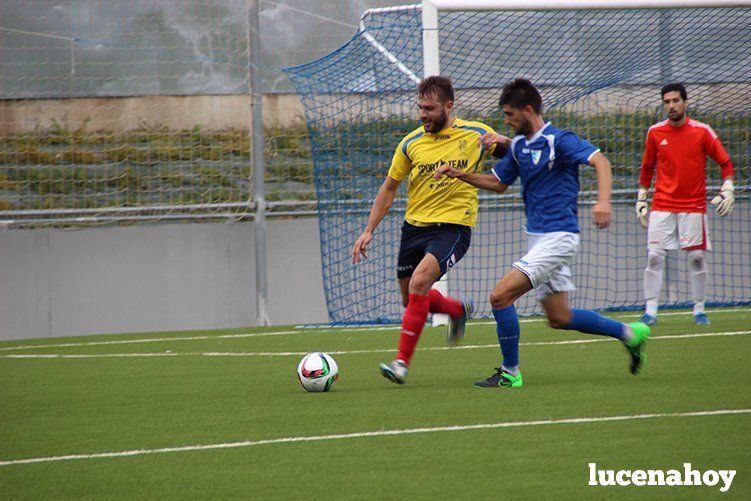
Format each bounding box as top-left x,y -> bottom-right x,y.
644,250 -> 665,317
687,250 -> 707,315
502,365 -> 519,377
621,325 -> 635,345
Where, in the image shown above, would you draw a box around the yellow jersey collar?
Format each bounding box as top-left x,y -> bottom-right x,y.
428,118 -> 461,136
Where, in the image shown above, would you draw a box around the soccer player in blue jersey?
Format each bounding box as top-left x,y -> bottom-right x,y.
434,78 -> 650,388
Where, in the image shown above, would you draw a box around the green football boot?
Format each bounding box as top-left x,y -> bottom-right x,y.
474,367 -> 523,388
626,322 -> 650,375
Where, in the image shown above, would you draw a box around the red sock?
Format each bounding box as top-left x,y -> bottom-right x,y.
428,289 -> 463,317
396,293 -> 430,365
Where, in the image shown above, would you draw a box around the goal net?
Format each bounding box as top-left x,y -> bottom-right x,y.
285,1 -> 751,324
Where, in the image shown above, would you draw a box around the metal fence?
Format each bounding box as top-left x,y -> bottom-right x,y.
1,0 -> 415,227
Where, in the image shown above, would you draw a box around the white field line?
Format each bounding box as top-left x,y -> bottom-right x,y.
0,330 -> 302,352
300,306 -> 751,329
1,408 -> 748,467
2,306 -> 750,353
2,330 -> 749,359
0,321 -> 501,352
470,306 -> 751,327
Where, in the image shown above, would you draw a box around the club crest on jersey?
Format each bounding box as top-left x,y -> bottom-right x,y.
530,149 -> 542,165
458,139 -> 467,153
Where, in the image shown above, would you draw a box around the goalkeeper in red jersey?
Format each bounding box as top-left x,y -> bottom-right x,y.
636,83 -> 735,326
351,75 -> 509,384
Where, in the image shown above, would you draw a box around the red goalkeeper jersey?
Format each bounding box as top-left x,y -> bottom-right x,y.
639,118 -> 734,213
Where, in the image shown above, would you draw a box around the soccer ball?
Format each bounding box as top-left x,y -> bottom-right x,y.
297,352 -> 339,392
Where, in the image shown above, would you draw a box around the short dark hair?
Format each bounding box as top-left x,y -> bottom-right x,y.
498,78 -> 543,114
418,75 -> 454,103
661,83 -> 687,101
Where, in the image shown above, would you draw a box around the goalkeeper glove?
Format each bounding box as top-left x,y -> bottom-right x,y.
711,179 -> 735,217
636,188 -> 649,228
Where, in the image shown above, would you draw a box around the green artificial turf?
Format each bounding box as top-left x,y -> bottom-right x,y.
1,308 -> 749,499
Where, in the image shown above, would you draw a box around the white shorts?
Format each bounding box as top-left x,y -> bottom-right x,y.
648,211 -> 711,251
513,231 -> 579,301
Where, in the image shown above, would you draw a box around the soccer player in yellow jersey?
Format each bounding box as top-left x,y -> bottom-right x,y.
351,76 -> 510,384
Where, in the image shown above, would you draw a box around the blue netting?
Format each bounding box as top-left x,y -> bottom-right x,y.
285,6 -> 751,324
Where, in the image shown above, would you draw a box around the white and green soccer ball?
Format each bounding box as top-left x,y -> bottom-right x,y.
297,352 -> 339,392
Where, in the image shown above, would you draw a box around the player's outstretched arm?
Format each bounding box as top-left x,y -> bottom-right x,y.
481,133 -> 512,159
589,151 -> 613,229
433,164 -> 508,193
352,176 -> 400,264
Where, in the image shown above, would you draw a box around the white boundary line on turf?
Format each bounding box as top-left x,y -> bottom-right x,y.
2,330 -> 749,359
471,306 -> 751,327
2,307 -> 749,353
1,408 -> 748,467
0,330 -> 303,352
312,306 -> 751,330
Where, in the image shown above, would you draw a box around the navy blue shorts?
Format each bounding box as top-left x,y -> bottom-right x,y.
397,222 -> 471,279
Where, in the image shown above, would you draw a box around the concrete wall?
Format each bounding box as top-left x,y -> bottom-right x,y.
0,93 -> 306,134
0,219 -> 329,340
4,83 -> 748,135
2,205 -> 749,341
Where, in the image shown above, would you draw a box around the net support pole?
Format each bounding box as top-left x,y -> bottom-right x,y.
422,1 -> 440,77
422,1 -> 449,326
359,7 -> 422,85
248,0 -> 271,326
658,11 -> 673,83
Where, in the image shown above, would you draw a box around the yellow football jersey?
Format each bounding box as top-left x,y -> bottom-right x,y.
388,118 -> 496,227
